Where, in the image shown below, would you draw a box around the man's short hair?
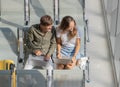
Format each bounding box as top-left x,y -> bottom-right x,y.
40,15 -> 53,26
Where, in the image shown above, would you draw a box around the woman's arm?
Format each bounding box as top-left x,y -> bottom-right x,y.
73,38 -> 81,58
70,38 -> 80,63
56,38 -> 62,59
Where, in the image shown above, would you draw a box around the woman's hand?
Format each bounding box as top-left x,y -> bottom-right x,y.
57,53 -> 62,59
65,56 -> 76,69
71,56 -> 76,63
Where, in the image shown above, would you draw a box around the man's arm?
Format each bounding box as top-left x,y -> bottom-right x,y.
27,26 -> 39,50
28,26 -> 44,56
27,26 -> 34,49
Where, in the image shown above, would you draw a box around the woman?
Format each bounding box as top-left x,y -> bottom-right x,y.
56,16 -> 81,69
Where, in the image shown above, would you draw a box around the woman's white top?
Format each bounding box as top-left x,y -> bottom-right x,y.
56,28 -> 81,47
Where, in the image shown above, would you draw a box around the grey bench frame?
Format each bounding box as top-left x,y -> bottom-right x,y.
17,24 -> 90,87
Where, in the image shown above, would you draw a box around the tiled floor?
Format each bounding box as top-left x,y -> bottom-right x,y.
85,0 -> 115,87
0,0 -> 115,87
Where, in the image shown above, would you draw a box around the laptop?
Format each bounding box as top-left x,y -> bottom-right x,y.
53,57 -> 72,64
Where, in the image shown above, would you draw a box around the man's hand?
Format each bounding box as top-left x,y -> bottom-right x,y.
33,50 -> 42,56
44,54 -> 51,61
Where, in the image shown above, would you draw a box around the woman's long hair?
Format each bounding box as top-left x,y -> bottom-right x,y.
59,16 -> 77,40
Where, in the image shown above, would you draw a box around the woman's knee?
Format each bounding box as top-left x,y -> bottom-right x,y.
57,64 -> 64,69
65,63 -> 76,69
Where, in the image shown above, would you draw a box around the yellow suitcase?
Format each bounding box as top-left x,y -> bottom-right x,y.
0,60 -> 16,87
0,60 -> 15,70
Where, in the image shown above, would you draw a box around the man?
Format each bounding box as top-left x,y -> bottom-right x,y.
24,15 -> 56,69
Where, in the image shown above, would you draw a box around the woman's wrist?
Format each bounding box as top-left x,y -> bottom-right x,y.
73,55 -> 76,57
57,51 -> 60,55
